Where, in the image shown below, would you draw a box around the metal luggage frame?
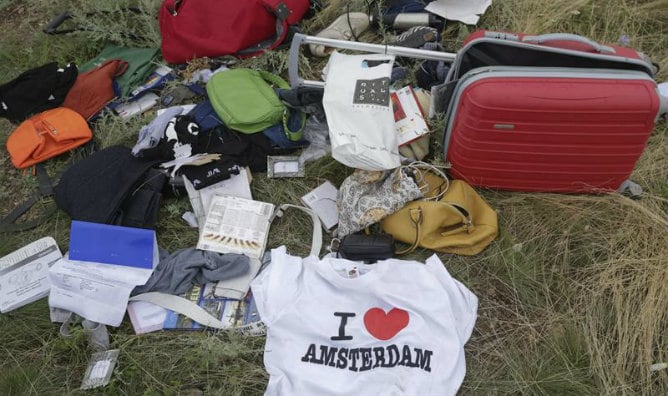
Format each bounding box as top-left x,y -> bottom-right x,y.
288,33 -> 456,88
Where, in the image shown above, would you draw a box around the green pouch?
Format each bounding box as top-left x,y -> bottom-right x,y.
206,68 -> 304,141
80,46 -> 159,97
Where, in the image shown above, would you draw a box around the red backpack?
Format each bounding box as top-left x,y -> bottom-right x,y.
159,0 -> 310,64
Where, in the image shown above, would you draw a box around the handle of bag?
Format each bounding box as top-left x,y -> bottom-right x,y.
396,201 -> 472,255
234,0 -> 292,58
270,204 -> 322,257
97,59 -> 129,78
521,33 -> 616,54
395,207 -> 423,255
258,70 -> 307,141
258,70 -> 290,89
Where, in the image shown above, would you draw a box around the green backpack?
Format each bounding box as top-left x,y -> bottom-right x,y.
206,68 -> 305,141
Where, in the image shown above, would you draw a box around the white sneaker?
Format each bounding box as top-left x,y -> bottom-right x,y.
309,12 -> 370,57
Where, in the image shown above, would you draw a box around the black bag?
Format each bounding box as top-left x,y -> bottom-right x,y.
0,62 -> 77,123
54,145 -> 166,229
337,234 -> 395,263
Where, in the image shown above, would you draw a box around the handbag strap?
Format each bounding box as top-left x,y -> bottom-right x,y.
129,292 -> 228,329
394,207 -> 423,255
258,70 -> 307,142
395,201 -> 473,255
282,108 -> 306,141
235,0 -> 293,58
270,204 -> 322,257
258,70 -> 290,89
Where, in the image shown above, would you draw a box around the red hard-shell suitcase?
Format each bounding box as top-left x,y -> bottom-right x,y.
438,30 -> 666,193
459,31 -> 655,75
443,67 -> 665,192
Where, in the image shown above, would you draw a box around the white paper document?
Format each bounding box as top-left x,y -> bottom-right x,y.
0,237 -> 62,313
48,253 -> 155,327
197,196 -> 274,259
425,0 -> 493,25
184,168 -> 253,227
301,181 -> 339,232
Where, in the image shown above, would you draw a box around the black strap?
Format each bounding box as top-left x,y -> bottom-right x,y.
0,164 -> 57,233
43,8 -> 144,36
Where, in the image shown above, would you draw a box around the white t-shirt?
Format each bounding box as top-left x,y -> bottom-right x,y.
251,247 -> 478,396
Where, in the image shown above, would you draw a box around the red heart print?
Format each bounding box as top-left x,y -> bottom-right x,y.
363,308 -> 409,340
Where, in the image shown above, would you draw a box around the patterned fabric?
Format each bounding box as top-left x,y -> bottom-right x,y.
337,168 -> 423,237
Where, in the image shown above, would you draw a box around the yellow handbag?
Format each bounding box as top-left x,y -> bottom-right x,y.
381,172 -> 498,256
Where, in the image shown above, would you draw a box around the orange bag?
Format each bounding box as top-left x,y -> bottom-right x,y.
6,107 -> 92,169
62,59 -> 128,120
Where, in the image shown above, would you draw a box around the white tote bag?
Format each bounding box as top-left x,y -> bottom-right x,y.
322,52 -> 401,171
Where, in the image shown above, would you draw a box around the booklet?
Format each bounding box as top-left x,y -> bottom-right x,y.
197,195 -> 274,259
391,86 -> 430,146
0,237 -> 62,313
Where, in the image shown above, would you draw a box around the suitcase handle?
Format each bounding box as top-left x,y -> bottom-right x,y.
521,33 -> 616,54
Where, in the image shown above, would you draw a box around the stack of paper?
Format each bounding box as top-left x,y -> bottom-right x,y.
0,237 -> 62,313
48,221 -> 158,327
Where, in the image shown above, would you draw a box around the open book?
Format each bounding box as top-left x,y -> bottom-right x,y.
197,195 -> 274,259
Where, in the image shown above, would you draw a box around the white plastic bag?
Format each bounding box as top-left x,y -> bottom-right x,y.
322,52 -> 401,171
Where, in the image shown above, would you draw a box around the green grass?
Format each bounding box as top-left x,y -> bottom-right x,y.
1,0 -> 667,394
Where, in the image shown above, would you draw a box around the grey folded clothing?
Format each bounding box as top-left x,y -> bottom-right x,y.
132,247 -> 250,296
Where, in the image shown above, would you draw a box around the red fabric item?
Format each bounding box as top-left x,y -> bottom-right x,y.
63,59 -> 128,120
159,0 -> 309,64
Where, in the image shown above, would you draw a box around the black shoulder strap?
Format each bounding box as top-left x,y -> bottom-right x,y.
43,8 -> 144,35
0,164 -> 57,232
